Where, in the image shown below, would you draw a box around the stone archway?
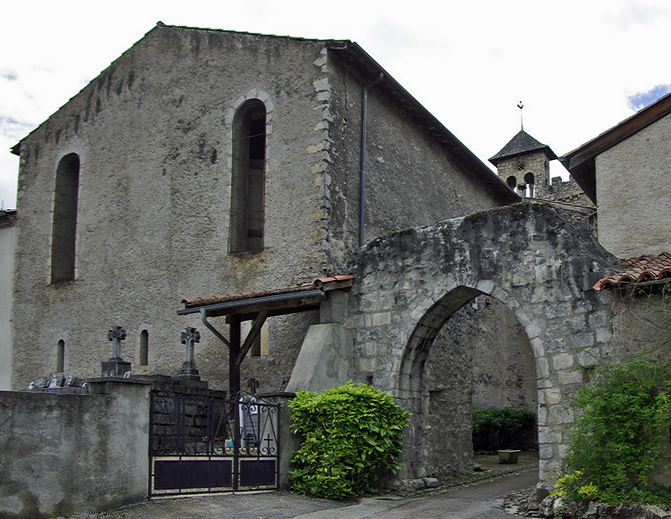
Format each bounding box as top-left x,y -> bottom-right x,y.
347,202 -> 621,486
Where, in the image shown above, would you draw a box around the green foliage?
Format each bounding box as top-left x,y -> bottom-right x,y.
564,355 -> 671,505
288,381 -> 411,499
472,407 -> 536,451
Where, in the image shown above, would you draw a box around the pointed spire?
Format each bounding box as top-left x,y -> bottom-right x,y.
517,101 -> 524,131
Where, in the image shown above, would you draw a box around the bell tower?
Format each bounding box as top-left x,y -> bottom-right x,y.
489,104 -> 557,199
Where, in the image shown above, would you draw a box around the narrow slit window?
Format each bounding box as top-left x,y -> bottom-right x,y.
230,100 -> 266,253
140,330 -> 149,366
51,153 -> 80,282
56,339 -> 65,373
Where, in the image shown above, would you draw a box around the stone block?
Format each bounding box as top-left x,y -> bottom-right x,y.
551,352 -> 574,371
542,388 -> 562,405
366,312 -> 391,327
566,332 -> 594,349
558,369 -> 584,386
535,356 -> 550,379
538,427 -> 561,443
539,443 -> 553,460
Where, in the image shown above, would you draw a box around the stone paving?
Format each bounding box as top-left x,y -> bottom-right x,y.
56,454 -> 539,519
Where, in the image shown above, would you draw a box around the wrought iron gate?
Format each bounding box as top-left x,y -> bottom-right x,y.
149,391 -> 279,496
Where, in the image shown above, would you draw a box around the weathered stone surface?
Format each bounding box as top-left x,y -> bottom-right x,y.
346,202 -> 621,484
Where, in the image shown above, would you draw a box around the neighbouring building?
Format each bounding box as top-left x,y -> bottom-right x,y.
560,91 -> 671,259
8,23 -> 517,391
0,209 -> 17,390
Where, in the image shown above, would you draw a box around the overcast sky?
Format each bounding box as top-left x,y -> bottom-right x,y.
1,0 -> 669,209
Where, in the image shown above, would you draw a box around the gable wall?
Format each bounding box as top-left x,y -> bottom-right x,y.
11,27 -> 332,390
596,112 -> 671,258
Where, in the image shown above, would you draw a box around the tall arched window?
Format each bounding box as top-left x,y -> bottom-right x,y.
56,339 -> 65,373
139,330 -> 149,366
230,100 -> 266,253
506,176 -> 517,190
51,153 -> 80,282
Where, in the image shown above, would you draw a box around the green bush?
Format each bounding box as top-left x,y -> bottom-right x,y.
289,381 -> 410,499
563,355 -> 671,505
472,407 -> 536,451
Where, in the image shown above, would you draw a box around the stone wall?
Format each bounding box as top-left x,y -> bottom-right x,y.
0,380 -> 150,518
545,176 -> 592,206
596,112 -> 671,258
325,51 -> 505,269
11,26 -> 334,391
347,202 -> 621,486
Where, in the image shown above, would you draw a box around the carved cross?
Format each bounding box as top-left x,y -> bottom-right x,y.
107,325 -> 127,359
181,326 -> 201,365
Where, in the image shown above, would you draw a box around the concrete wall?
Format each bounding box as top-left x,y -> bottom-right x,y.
0,219 -> 16,390
0,380 -> 150,519
596,112 -> 671,258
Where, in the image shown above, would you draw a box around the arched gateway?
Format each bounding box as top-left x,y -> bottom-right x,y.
346,202 -> 621,486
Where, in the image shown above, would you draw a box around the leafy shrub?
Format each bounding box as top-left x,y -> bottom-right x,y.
564,355 -> 671,505
472,407 -> 536,451
289,381 -> 410,499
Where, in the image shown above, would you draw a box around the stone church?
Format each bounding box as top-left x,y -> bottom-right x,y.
7,23 -> 518,391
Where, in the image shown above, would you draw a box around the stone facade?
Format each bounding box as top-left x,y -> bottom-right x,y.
346,202 -> 621,485
9,24 -> 512,391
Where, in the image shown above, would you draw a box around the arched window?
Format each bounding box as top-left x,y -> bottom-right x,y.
524,173 -> 535,198
51,153 -> 80,282
230,100 -> 266,253
56,339 -> 65,373
139,330 -> 149,366
506,176 -> 517,189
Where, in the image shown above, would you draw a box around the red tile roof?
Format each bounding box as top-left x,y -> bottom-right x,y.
593,253 -> 671,290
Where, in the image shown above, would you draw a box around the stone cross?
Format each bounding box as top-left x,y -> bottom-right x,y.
177,326 -> 201,378
102,324 -> 131,377
107,325 -> 127,360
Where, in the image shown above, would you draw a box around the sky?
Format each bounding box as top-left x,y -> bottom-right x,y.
1,0 -> 670,210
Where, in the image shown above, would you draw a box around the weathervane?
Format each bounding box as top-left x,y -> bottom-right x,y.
517,101 -> 524,130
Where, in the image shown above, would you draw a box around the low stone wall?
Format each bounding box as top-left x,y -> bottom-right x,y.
0,379 -> 151,519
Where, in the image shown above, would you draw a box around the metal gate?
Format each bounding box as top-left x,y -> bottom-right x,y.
149,391 -> 279,497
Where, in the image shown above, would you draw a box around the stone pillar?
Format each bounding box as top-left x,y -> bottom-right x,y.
259,392 -> 300,490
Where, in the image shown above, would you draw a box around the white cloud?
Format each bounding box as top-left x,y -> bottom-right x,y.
1,0 -> 670,208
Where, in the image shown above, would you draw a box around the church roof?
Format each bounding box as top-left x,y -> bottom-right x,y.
489,130 -> 557,166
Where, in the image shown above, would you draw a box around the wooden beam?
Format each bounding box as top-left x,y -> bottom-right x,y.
236,310 -> 268,366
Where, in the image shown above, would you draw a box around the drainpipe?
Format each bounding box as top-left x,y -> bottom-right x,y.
360,72 -> 384,247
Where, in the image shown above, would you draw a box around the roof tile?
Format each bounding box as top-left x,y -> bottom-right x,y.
593,252 -> 671,290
